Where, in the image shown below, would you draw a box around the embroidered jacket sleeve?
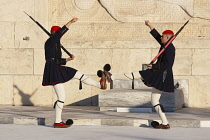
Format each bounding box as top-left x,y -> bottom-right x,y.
150,28 -> 162,45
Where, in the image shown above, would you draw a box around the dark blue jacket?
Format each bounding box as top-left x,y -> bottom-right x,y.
140,29 -> 175,92
42,26 -> 77,86
44,26 -> 68,65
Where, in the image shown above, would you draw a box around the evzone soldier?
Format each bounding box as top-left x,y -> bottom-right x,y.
103,20 -> 175,129
42,18 -> 107,128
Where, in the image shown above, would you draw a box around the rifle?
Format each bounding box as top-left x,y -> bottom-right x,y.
149,18 -> 191,64
24,11 -> 72,58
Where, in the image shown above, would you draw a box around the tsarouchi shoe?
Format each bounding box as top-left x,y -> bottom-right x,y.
54,122 -> 71,128
154,124 -> 170,129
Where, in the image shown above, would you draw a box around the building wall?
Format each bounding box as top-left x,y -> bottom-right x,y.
0,0 -> 210,107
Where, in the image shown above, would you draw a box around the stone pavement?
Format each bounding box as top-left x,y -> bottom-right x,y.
1,125 -> 210,140
0,106 -> 210,128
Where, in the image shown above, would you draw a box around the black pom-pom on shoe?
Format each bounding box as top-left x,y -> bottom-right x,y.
66,119 -> 74,125
103,64 -> 111,71
151,121 -> 159,128
97,70 -> 103,77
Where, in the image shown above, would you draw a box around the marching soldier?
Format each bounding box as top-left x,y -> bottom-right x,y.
104,20 -> 175,129
42,18 -> 106,128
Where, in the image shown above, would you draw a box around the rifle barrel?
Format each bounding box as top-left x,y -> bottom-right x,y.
24,11 -> 72,58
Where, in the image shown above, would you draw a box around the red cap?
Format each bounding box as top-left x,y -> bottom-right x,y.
51,26 -> 61,31
162,30 -> 174,35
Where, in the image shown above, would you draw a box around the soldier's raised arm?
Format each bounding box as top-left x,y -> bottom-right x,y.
145,20 -> 154,30
65,18 -> 78,28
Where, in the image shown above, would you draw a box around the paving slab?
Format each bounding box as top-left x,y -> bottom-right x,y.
0,106 -> 209,128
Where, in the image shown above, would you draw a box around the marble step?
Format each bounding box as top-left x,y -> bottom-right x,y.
99,88 -> 185,112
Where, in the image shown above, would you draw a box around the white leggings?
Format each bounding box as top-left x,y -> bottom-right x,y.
151,88 -> 168,125
73,71 -> 100,88
53,83 -> 65,123
111,72 -> 169,125
111,71 -> 141,81
53,71 -> 100,123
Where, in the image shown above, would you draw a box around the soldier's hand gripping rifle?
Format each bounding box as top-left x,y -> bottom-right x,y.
149,18 -> 191,65
23,11 -> 73,58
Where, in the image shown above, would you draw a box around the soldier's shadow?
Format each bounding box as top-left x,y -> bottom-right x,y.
14,85 -> 38,106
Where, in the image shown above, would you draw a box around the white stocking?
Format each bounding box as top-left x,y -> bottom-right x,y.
111,71 -> 141,81
53,83 -> 65,123
151,88 -> 169,125
73,71 -> 100,88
